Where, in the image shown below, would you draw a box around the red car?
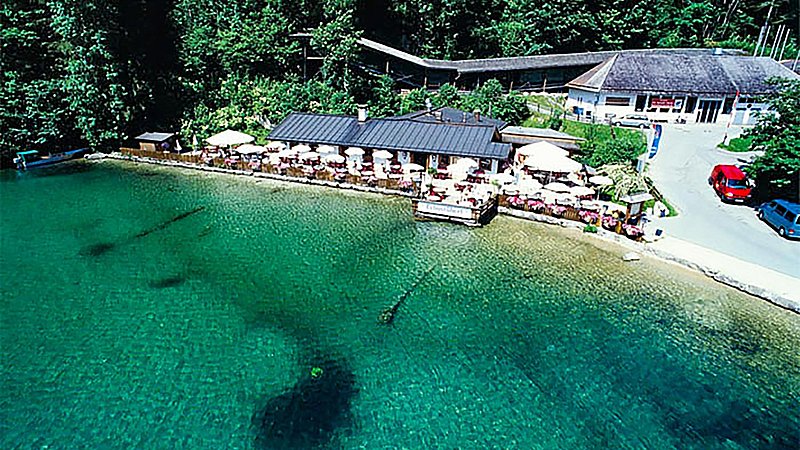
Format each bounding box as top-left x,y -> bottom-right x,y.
708,164 -> 753,203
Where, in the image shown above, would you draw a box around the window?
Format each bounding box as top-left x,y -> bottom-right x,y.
722,97 -> 735,114
686,97 -> 698,113
784,211 -> 797,223
605,96 -> 631,106
672,97 -> 685,113
775,205 -> 787,215
635,95 -> 647,112
727,178 -> 747,188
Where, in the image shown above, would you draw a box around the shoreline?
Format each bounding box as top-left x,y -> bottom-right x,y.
102,153 -> 800,313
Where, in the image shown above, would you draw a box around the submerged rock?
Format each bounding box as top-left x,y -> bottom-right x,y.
622,252 -> 641,262
252,359 -> 357,449
81,242 -> 115,257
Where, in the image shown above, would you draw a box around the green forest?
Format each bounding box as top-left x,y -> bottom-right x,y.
1,0 -> 798,162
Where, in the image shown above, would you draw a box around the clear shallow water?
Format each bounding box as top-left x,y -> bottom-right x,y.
1,160 -> 798,449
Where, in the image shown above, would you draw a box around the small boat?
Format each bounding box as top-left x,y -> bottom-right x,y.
13,148 -> 90,170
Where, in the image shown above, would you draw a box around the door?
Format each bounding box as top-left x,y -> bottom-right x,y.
412,152 -> 428,167
696,100 -> 722,123
733,109 -> 746,125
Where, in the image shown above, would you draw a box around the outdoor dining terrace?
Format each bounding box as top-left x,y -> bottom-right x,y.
497,193 -> 645,240
119,146 -> 421,192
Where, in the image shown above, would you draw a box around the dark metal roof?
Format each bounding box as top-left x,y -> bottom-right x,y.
135,132 -> 175,142
568,53 -> 800,95
780,60 -> 800,74
292,32 -> 745,75
394,107 -> 507,129
268,112 -> 510,159
500,126 -> 585,141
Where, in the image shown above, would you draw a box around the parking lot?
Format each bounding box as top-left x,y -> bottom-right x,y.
646,123 -> 799,278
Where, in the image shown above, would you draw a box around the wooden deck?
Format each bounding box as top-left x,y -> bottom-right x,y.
411,196 -> 498,227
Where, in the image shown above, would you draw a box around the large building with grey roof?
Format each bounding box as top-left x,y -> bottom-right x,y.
268,106 -> 511,173
565,52 -> 799,125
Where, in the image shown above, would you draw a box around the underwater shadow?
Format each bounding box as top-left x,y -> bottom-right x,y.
81,242 -> 115,257
148,275 -> 186,289
252,358 -> 357,449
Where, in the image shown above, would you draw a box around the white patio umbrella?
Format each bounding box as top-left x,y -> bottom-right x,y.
235,144 -> 267,154
450,169 -> 469,181
299,151 -> 320,160
525,154 -> 582,173
589,175 -> 614,186
292,144 -> 311,153
566,172 -> 584,185
454,157 -> 479,169
446,162 -> 468,173
543,182 -> 572,193
402,163 -> 425,172
317,145 -> 337,155
344,147 -> 364,156
372,150 -> 393,160
206,130 -> 255,147
276,148 -> 298,158
323,154 -> 345,164
517,141 -> 569,158
569,186 -> 596,197
519,178 -> 543,193
541,190 -> 571,203
266,141 -> 286,150
489,172 -> 515,185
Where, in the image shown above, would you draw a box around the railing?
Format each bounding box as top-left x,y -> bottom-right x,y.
118,148 -> 418,194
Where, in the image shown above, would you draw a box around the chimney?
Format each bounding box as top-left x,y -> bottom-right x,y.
434,110 -> 443,121
357,104 -> 368,122
473,110 -> 481,123
462,112 -> 467,123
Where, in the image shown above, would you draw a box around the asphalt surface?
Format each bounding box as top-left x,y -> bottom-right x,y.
646,123 -> 799,278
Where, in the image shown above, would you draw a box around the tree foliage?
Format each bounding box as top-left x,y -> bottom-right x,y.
0,0 -> 796,164
744,78 -> 800,202
585,134 -> 647,168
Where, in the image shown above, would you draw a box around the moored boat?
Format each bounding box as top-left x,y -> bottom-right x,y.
13,148 -> 90,170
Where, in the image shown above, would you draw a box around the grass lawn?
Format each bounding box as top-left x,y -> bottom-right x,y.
560,119 -> 645,143
718,136 -> 753,153
522,111 -> 551,128
522,113 -> 645,143
526,94 -> 566,114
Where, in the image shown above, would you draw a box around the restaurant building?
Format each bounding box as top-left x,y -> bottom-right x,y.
267,107 -> 511,173
565,52 -> 800,125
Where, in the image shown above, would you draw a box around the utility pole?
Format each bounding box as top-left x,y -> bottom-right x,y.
777,27 -> 790,61
755,2 -> 775,57
769,25 -> 783,59
760,24 -> 771,57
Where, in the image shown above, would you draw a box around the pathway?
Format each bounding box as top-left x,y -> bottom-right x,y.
646,123 -> 799,278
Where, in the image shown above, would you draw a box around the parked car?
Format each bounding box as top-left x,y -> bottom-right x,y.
708,164 -> 753,203
611,114 -> 652,129
758,199 -> 800,239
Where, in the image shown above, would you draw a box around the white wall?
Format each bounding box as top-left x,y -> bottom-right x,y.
565,88 -> 773,124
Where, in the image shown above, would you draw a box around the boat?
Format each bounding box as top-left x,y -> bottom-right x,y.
13,148 -> 90,170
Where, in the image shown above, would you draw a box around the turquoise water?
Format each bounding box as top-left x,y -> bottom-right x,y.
1,160 -> 798,449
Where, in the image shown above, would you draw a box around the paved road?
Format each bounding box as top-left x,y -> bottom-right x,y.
646,123 -> 799,278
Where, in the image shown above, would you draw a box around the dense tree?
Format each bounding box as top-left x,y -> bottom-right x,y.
368,75 -> 401,118
585,134 -> 646,167
745,78 -> 800,202
311,0 -> 362,92
0,1 -> 72,158
1,0 -> 796,164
